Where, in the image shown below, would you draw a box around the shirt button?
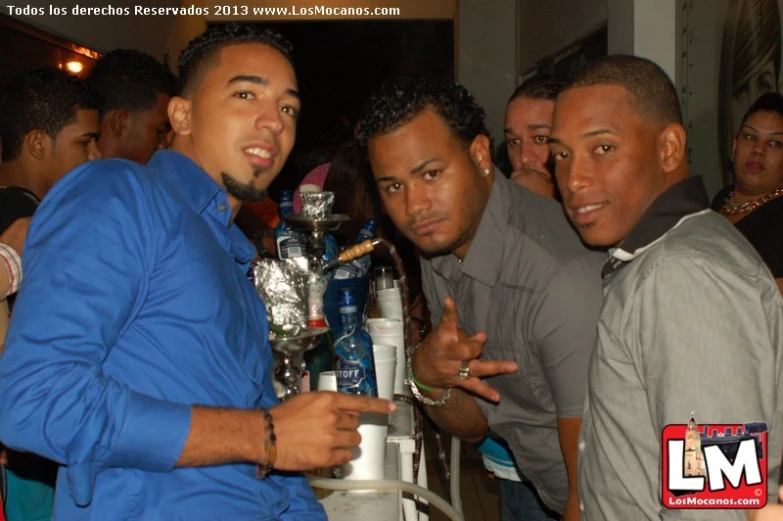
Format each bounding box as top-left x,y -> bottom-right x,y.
579,440 -> 586,451
218,203 -> 227,212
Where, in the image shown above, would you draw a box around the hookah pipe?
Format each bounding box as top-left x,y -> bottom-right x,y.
322,239 -> 452,485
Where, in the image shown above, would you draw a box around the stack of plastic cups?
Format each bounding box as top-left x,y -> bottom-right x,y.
366,318 -> 408,396
372,343 -> 397,401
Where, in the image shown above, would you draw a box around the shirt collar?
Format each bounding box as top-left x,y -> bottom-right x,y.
148,150 -> 225,218
148,150 -> 256,266
430,168 -> 509,287
602,175 -> 709,278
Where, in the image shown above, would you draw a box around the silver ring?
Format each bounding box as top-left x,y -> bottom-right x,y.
458,360 -> 470,380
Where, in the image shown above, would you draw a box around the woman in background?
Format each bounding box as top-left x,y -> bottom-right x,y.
718,0 -> 781,186
712,92 -> 783,294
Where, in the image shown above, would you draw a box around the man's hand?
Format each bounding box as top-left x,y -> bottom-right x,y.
271,391 -> 396,470
0,217 -> 31,256
411,297 -> 517,403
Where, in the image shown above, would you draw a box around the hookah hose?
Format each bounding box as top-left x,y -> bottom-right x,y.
306,475 -> 465,521
324,239 -> 452,483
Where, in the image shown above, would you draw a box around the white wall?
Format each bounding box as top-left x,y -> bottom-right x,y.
517,0 -> 607,76
458,0 -> 517,141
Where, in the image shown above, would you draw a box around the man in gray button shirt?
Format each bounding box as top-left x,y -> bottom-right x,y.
548,55 -> 783,520
357,77 -> 605,520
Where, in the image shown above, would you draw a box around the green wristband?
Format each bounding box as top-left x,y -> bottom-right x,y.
410,369 -> 436,392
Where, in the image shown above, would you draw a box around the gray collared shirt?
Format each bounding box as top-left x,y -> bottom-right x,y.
579,208 -> 783,520
421,173 -> 606,513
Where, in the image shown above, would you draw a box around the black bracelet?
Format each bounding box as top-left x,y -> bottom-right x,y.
256,409 -> 277,479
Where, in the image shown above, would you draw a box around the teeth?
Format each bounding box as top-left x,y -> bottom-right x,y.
576,204 -> 604,214
245,147 -> 271,159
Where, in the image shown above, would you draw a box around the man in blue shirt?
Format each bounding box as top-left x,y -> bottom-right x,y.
0,23 -> 394,521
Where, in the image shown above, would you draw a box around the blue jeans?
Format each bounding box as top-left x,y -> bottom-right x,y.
498,478 -> 559,521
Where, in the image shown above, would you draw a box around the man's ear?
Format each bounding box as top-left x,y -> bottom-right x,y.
25,130 -> 50,161
659,123 -> 687,174
168,96 -> 192,137
469,134 -> 493,174
107,110 -> 130,137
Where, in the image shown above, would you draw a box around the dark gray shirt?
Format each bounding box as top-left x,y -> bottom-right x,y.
421,173 -> 605,513
579,177 -> 783,520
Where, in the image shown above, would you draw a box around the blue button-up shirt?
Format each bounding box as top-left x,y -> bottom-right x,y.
0,150 -> 326,520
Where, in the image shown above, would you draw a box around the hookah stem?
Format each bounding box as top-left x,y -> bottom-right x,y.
336,238 -> 451,483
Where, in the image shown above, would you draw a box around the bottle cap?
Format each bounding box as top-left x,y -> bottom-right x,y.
362,219 -> 378,235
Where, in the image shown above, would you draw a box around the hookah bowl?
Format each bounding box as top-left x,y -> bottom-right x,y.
270,327 -> 331,400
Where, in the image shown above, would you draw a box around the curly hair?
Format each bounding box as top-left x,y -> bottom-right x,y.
178,23 -> 294,95
356,76 -> 491,148
0,66 -> 103,162
88,49 -> 177,115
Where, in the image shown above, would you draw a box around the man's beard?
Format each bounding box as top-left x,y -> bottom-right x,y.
221,171 -> 267,202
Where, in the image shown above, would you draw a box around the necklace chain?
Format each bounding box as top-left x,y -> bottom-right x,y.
720,185 -> 783,215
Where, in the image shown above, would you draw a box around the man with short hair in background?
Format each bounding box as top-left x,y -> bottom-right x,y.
0,65 -> 102,521
88,48 -> 177,163
504,75 -> 565,199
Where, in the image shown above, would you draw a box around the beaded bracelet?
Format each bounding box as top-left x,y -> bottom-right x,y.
256,409 -> 277,479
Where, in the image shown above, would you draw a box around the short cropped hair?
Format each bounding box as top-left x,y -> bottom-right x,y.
509,75 -> 566,103
356,76 -> 491,148
564,55 -> 683,126
739,92 -> 783,130
0,67 -> 103,162
88,49 -> 177,116
178,23 -> 294,95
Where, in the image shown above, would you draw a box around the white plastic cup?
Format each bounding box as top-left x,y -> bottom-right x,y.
377,295 -> 403,321
372,344 -> 397,401
317,371 -> 338,392
366,318 -> 402,334
373,266 -> 395,291
342,413 -> 388,481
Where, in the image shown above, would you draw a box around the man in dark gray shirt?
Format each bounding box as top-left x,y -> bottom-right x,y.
357,77 -> 605,520
548,55 -> 783,520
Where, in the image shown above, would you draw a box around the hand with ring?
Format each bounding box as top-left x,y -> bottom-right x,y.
410,297 -> 518,403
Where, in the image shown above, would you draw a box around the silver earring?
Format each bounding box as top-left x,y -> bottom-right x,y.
483,168 -> 490,176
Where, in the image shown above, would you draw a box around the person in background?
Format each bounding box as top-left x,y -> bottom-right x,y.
504,75 -> 565,199
0,65 -> 102,521
718,0 -> 781,185
0,23 -> 393,520
550,54 -> 783,520
88,48 -> 177,164
712,92 -> 783,294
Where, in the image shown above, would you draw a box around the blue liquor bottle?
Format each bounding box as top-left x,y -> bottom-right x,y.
333,219 -> 378,279
274,189 -> 306,260
334,288 -> 378,397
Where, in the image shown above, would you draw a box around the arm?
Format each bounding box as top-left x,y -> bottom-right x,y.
533,255 -> 604,521
559,418 -> 583,521
0,217 -> 29,299
0,165 -> 395,503
410,297 -> 516,441
0,165 -> 192,505
638,257 -> 783,519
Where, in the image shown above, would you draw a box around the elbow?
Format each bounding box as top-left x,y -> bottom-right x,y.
0,381 -> 33,450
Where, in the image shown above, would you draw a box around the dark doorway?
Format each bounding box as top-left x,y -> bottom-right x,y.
212,20 -> 455,198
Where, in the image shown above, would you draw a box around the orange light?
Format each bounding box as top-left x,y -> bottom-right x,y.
65,61 -> 83,73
